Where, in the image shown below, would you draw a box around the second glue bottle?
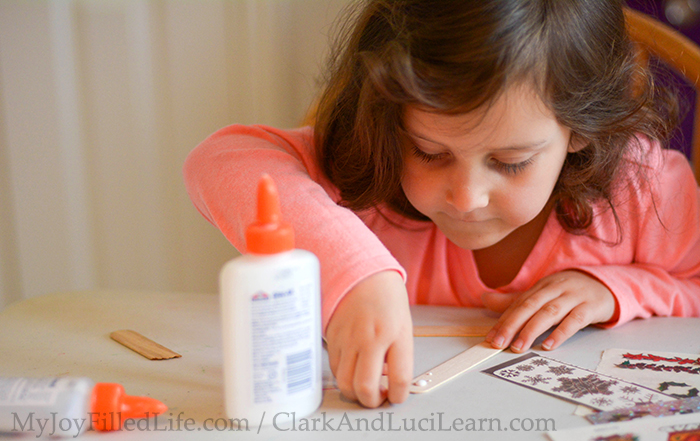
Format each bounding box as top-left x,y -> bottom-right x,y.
219,174 -> 322,428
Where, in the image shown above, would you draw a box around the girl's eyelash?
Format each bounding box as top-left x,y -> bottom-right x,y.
492,157 -> 535,175
411,144 -> 535,174
411,145 -> 444,163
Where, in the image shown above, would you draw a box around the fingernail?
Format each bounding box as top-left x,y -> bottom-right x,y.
511,339 -> 523,351
493,335 -> 505,348
542,338 -> 554,350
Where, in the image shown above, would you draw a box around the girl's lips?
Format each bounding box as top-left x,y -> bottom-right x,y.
446,213 -> 491,223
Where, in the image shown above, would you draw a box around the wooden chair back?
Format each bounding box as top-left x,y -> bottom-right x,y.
625,7 -> 700,183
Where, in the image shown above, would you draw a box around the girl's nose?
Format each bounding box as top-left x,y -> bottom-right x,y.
446,172 -> 489,213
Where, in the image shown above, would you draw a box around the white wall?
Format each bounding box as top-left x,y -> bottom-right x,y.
0,0 -> 351,309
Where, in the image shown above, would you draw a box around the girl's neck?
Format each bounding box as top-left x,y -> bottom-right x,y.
472,199 -> 554,289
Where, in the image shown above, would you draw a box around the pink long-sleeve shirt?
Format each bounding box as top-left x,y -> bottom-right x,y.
184,124 -> 700,332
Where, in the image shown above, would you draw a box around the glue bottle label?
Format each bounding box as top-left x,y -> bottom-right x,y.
0,378 -> 69,406
250,278 -> 316,404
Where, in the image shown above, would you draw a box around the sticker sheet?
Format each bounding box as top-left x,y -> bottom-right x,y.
595,349 -> 700,400
484,353 -> 674,411
546,411 -> 700,441
587,396 -> 700,425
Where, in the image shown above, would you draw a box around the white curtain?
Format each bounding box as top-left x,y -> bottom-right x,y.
0,0 -> 351,309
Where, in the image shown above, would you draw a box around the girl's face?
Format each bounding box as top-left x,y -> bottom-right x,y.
402,84 -> 574,250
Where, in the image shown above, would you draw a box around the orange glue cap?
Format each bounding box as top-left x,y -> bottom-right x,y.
90,383 -> 167,431
245,174 -> 294,254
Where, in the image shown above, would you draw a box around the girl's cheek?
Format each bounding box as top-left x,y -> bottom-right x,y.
402,174 -> 435,210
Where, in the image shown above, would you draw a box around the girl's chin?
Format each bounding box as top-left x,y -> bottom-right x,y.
441,230 -> 509,250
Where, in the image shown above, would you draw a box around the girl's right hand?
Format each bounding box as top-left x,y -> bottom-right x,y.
325,270 -> 413,408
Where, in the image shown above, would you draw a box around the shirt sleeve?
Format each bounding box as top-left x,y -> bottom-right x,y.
183,124 -> 406,332
575,148 -> 700,327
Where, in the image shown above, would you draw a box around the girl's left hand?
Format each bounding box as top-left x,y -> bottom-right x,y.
482,270 -> 617,353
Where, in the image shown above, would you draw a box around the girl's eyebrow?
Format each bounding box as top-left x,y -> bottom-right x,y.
496,140 -> 549,152
408,131 -> 548,151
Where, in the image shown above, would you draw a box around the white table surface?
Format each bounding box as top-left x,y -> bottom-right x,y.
1,290 -> 698,440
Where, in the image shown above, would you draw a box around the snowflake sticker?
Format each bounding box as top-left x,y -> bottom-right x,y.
590,397 -> 614,407
620,386 -> 640,395
547,365 -> 575,376
516,364 -> 535,372
523,375 -> 551,386
629,393 -> 661,406
531,358 -> 549,367
552,375 -> 618,398
499,369 -> 520,378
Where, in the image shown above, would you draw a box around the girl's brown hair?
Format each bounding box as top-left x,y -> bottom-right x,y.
313,0 -> 679,233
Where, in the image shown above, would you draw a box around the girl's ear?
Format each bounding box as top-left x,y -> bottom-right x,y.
567,134 -> 587,153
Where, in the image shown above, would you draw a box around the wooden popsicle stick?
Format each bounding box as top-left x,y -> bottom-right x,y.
110,330 -> 181,360
408,342 -> 503,393
413,325 -> 491,337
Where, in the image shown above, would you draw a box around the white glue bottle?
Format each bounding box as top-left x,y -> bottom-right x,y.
219,174 -> 322,428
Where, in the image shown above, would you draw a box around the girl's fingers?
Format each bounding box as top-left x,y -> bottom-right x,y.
334,350 -> 358,402
353,346 -> 388,408
488,287 -> 558,349
507,294 -> 584,352
385,333 -> 413,404
487,271 -> 615,352
540,304 -> 594,350
487,278 -> 551,332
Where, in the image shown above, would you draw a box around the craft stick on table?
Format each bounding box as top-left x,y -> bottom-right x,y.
413,325 -> 491,337
110,330 -> 181,360
409,342 -> 504,393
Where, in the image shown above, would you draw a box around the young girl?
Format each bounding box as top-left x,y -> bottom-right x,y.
184,0 -> 700,409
